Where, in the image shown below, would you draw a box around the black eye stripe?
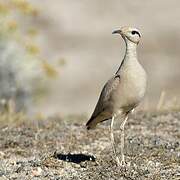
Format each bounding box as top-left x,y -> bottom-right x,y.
131,30 -> 141,37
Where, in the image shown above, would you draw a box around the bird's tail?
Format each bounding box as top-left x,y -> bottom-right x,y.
86,115 -> 110,130
86,117 -> 97,130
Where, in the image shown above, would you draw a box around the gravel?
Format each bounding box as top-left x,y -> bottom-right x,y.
0,112 -> 179,179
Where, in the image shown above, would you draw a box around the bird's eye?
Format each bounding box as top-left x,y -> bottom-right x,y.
131,31 -> 136,35
131,30 -> 141,37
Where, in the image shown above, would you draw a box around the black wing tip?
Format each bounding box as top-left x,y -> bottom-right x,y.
86,121 -> 92,130
85,117 -> 93,130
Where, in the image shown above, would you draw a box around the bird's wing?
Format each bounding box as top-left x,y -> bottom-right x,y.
86,74 -> 120,129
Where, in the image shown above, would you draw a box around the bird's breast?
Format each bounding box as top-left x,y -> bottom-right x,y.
113,63 -> 147,110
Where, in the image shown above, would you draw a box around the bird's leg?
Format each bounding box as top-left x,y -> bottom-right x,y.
119,115 -> 128,166
110,116 -> 120,165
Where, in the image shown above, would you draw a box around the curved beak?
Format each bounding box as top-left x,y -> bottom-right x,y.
112,29 -> 122,35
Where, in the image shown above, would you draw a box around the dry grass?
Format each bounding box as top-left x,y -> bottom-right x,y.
0,111 -> 179,179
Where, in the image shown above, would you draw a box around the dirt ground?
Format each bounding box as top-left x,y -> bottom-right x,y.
0,111 -> 179,180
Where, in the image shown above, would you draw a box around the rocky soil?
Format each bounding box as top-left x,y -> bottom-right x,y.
0,111 -> 179,179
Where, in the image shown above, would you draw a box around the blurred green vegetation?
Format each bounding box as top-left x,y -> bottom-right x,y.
0,0 -> 60,113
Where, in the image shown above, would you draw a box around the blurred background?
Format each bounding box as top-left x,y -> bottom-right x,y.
0,0 -> 180,117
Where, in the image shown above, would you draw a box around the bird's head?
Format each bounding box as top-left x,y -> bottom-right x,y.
112,26 -> 141,44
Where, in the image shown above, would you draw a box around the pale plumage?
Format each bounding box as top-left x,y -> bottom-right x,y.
87,75 -> 120,129
86,26 -> 147,166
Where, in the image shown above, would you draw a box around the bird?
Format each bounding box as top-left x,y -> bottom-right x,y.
86,26 -> 147,166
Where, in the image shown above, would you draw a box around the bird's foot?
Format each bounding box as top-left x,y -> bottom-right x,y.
119,160 -> 126,166
115,156 -> 120,166
116,157 -> 126,167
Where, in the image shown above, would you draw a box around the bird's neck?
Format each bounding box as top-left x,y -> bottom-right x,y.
125,40 -> 137,59
116,39 -> 138,74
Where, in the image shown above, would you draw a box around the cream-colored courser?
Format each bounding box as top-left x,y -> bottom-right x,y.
86,26 -> 147,166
